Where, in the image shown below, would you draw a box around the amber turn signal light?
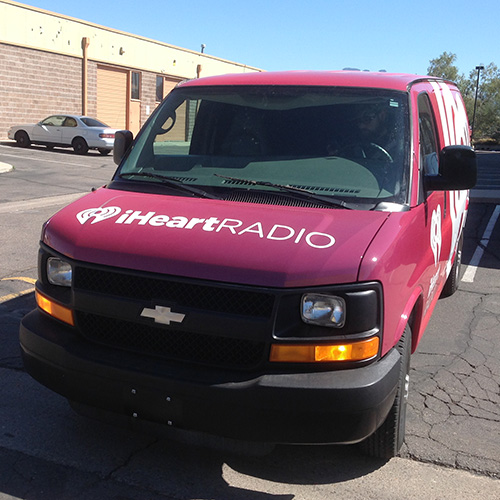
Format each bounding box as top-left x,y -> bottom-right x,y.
36,290 -> 75,326
270,337 -> 379,363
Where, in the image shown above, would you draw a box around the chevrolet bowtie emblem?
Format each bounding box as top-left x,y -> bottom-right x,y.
140,306 -> 185,325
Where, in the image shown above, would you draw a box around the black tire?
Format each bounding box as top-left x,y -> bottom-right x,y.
98,148 -> 111,156
73,137 -> 89,155
15,130 -> 31,148
441,232 -> 463,298
360,325 -> 411,458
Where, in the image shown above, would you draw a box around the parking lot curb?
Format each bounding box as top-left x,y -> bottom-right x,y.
0,161 -> 13,173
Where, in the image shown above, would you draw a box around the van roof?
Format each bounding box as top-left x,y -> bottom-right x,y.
178,71 -> 452,92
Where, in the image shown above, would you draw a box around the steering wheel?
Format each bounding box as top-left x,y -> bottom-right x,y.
336,142 -> 393,163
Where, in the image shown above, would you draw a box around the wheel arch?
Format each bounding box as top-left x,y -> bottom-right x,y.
395,287 -> 424,354
15,129 -> 30,139
71,136 -> 88,145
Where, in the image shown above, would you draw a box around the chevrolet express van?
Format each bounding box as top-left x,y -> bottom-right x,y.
20,71 -> 477,458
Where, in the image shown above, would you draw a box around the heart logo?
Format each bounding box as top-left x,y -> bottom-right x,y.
77,206 -> 122,225
430,205 -> 442,267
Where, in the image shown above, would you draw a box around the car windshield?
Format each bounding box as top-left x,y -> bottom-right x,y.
81,117 -> 109,127
116,85 -> 410,207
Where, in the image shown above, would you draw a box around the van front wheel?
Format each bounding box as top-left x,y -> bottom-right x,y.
360,324 -> 411,459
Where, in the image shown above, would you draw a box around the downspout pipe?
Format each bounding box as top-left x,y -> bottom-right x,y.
82,37 -> 90,115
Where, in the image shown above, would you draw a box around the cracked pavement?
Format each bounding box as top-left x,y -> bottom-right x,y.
402,202 -> 500,477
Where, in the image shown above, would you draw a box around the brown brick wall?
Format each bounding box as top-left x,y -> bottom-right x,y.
0,43 -> 182,140
0,43 -> 83,139
140,72 -> 162,124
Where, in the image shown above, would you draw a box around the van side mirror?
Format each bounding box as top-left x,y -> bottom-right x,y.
425,145 -> 477,191
113,130 -> 134,165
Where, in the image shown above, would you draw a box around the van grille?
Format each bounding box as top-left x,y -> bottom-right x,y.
76,311 -> 265,369
74,267 -> 274,318
73,266 -> 275,369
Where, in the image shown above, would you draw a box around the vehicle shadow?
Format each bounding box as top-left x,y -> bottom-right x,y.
0,417 -> 389,500
86,408 -> 390,485
0,291 -> 34,370
227,442 -> 388,486
2,291 -> 389,500
0,140 -> 108,156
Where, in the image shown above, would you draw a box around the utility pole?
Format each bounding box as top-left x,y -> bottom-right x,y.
471,65 -> 484,142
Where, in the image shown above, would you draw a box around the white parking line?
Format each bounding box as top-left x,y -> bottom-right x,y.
0,145 -> 107,167
0,193 -> 87,214
462,205 -> 500,283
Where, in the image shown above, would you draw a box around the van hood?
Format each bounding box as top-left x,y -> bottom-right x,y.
43,188 -> 390,287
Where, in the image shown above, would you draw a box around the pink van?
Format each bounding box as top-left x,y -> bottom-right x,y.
20,71 -> 476,458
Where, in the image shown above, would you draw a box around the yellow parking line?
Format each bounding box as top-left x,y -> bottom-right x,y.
1,277 -> 37,285
0,288 -> 34,303
0,277 -> 36,303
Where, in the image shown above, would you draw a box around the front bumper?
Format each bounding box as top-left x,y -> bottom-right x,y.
20,310 -> 401,444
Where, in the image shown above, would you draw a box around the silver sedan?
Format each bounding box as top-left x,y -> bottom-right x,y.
8,115 -> 118,155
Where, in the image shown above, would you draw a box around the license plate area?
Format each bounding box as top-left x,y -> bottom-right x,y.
123,385 -> 183,426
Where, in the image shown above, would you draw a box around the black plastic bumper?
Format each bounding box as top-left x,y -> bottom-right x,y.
20,310 -> 401,444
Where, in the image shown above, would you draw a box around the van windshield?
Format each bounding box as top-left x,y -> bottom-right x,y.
116,85 -> 410,207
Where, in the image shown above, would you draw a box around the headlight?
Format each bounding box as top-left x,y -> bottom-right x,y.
301,293 -> 345,328
47,257 -> 72,287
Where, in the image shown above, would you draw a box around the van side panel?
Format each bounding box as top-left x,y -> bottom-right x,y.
360,81 -> 472,355
428,83 -> 470,276
358,205 -> 452,355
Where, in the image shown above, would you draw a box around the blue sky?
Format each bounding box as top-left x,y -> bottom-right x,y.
24,0 -> 497,77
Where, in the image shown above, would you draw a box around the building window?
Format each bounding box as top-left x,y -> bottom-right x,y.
131,72 -> 141,100
156,76 -> 164,102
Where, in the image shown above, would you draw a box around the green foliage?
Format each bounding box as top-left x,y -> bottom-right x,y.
427,53 -> 500,141
427,52 -> 461,82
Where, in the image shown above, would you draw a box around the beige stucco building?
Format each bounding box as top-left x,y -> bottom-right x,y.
0,0 -> 261,139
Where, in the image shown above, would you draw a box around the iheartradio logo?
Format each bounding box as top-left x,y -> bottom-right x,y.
74,206 -> 336,249
77,207 -> 121,225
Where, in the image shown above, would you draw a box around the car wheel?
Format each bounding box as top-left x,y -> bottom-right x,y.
98,148 -> 111,156
15,131 -> 31,148
441,232 -> 463,298
359,324 -> 411,459
73,137 -> 89,155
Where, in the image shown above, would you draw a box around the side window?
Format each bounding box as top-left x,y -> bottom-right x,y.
42,116 -> 65,127
156,76 -> 164,102
418,94 -> 439,176
63,117 -> 77,127
131,72 -> 141,100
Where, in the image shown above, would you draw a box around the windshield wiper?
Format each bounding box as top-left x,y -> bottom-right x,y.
214,174 -> 352,209
118,172 -> 219,200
